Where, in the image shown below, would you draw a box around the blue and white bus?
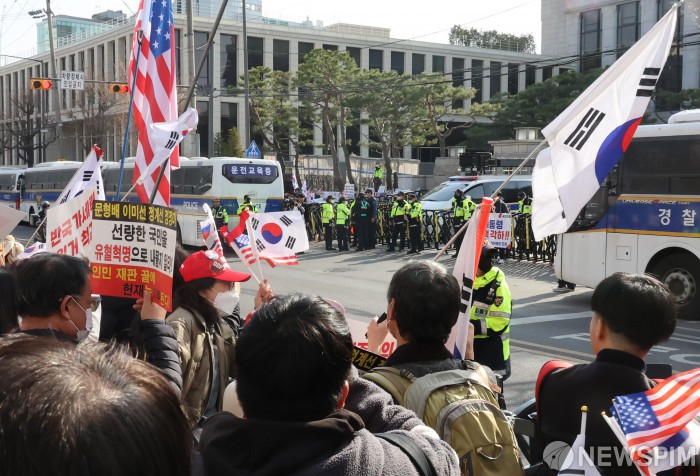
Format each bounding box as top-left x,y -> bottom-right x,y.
0,166 -> 24,212
556,110 -> 700,321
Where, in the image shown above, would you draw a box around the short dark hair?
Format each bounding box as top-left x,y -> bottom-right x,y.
0,335 -> 191,476
236,293 -> 353,422
387,261 -> 460,343
591,273 -> 676,350
0,268 -> 18,334
16,253 -> 90,317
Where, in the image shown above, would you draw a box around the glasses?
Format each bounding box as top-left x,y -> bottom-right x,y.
70,294 -> 102,312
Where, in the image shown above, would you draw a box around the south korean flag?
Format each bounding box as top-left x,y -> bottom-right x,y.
55,146 -> 106,205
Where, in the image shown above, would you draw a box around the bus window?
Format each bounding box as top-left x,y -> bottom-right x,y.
0,173 -> 16,190
222,164 -> 278,185
185,166 -> 212,195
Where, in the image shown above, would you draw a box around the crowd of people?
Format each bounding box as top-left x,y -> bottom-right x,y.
0,228 -> 693,475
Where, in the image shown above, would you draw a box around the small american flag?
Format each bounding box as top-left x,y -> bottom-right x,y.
611,367 -> 700,455
230,232 -> 255,266
128,0 -> 178,206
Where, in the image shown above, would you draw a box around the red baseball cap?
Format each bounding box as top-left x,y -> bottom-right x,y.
180,250 -> 251,283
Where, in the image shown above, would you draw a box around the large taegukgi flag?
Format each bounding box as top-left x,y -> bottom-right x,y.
531,4 -> 679,241
246,211 -> 309,267
128,0 -> 178,207
445,198 -> 493,360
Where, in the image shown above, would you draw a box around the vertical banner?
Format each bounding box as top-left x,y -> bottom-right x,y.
486,213 -> 512,249
46,185 -> 97,256
89,201 -> 177,310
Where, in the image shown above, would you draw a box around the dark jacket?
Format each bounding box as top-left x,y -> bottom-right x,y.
200,370 -> 459,476
137,319 -> 182,393
538,349 -> 655,476
493,199 -> 509,214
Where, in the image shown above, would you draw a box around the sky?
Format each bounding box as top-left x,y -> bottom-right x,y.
0,0 -> 541,59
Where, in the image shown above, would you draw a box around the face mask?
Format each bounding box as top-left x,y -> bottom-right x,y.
69,297 -> 93,342
211,289 -> 240,316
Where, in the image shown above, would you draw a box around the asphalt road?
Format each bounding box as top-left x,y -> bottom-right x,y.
10,224 -> 700,410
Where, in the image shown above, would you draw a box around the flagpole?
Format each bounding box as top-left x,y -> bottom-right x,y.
117,30 -> 143,201
25,217 -> 46,245
149,157 -> 169,204
434,139 -> 548,261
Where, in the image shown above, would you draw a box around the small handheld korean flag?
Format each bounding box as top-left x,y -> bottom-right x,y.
55,145 -> 105,205
246,211 -> 309,266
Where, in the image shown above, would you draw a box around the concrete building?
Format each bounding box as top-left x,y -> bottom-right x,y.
541,0 -> 698,93
0,6 -> 546,167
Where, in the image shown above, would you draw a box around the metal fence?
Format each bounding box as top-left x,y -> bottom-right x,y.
299,202 -> 557,262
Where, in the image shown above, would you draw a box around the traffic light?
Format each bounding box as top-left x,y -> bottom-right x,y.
29,78 -> 53,90
109,83 -> 130,94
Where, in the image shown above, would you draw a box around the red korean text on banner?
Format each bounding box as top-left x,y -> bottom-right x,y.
89,201 -> 177,310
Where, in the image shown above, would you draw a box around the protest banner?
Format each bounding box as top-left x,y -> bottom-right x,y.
343,183 -> 355,199
89,201 -> 177,310
0,204 -> 26,238
487,213 -> 513,249
46,185 -> 96,256
345,316 -> 397,358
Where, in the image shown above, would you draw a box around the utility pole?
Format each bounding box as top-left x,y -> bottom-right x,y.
242,0 -> 250,148
45,0 -> 61,127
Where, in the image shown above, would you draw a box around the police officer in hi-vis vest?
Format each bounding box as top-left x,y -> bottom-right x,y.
321,195 -> 336,251
335,197 -> 351,251
406,194 -> 422,255
386,191 -> 409,252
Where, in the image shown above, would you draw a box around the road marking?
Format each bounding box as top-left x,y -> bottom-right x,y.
549,333 -> 679,354
676,325 -> 700,333
510,345 -> 589,364
511,339 -> 595,359
669,334 -> 700,345
670,354 -> 700,366
510,311 -> 590,326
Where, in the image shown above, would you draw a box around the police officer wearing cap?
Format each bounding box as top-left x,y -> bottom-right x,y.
470,243 -> 513,379
352,192 -> 370,251
406,194 -> 422,255
387,191 -> 409,252
321,195 -> 336,251
335,197 -> 351,251
373,162 -> 384,191
237,195 -> 258,215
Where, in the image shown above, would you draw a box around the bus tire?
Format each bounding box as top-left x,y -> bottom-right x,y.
651,253 -> 700,321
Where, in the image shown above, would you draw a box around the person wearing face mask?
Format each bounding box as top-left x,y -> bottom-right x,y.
167,250 -> 271,427
470,243 -> 513,380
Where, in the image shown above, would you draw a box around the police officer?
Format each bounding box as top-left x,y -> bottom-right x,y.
322,195 -> 336,251
364,188 -> 378,249
470,243 -> 512,380
517,191 -> 532,214
407,194 -> 422,255
237,195 -> 258,215
335,197 -> 351,251
352,192 -> 370,251
35,201 -> 50,244
373,162 -> 384,192
386,191 -> 409,252
451,190 -> 467,252
212,198 -> 229,229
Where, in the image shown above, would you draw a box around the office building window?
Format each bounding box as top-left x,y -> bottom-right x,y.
273,39 -> 289,71
391,51 -> 404,74
298,42 -> 314,64
617,2 -> 640,57
508,63 -> 519,95
543,66 -> 553,81
220,34 -> 237,88
580,9 -> 602,72
369,49 -> 383,70
412,53 -> 425,75
174,30 -> 181,83
452,58 -> 464,109
432,55 -> 445,73
472,59 -> 483,103
526,64 -> 536,87
346,47 -> 361,66
195,31 -> 210,87
197,100 -> 209,157
221,102 -> 238,137
248,37 -> 263,69
322,44 -> 337,51
656,0 -> 683,95
490,62 -> 501,95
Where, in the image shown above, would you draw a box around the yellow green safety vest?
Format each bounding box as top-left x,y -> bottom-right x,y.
463,198 -> 476,219
452,197 -> 465,218
518,198 -> 532,214
237,201 -> 258,215
374,166 -> 384,180
322,202 -> 335,224
391,201 -> 408,218
336,203 -> 351,225
409,201 -> 422,220
470,267 -> 512,362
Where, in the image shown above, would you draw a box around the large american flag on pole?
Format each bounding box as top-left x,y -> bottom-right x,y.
128,0 -> 178,207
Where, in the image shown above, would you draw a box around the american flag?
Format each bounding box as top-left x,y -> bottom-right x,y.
128,0 -> 178,207
611,367 -> 700,457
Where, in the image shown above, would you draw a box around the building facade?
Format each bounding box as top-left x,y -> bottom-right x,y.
541,0 -> 699,93
0,8 -> 547,167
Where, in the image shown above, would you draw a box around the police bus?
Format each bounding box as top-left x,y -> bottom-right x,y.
0,166 -> 24,212
102,157 -> 284,246
15,157 -> 284,247
556,110 -> 700,320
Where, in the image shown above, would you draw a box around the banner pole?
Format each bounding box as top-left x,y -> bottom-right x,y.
117,30 -> 143,201
434,139 -> 548,261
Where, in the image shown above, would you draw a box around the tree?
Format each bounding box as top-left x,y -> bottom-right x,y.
0,91 -> 57,167
349,70 -> 422,189
214,126 -> 244,156
449,26 -> 536,53
66,81 -> 120,155
296,49 -> 360,190
411,73 -> 499,158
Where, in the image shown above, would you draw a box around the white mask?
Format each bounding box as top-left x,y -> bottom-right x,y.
211,289 -> 240,316
69,297 -> 93,342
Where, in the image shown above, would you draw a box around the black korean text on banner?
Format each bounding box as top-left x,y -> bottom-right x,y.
47,185 -> 96,256
89,201 -> 177,310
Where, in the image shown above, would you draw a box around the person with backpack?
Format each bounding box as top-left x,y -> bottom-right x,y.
364,260 -> 523,476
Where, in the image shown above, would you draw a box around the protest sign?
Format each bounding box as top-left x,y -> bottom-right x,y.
487,213 -> 513,249
0,204 -> 26,238
346,316 -> 397,358
47,185 -> 96,256
343,183 -> 355,199
89,201 -> 177,310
